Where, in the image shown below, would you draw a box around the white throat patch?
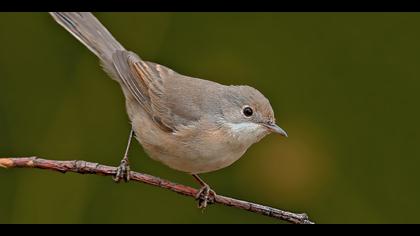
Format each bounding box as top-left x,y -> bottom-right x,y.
225,122 -> 268,145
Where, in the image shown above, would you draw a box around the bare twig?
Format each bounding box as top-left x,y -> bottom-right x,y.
0,156 -> 314,224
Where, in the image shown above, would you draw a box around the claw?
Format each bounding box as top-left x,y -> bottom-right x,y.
113,158 -> 130,183
195,184 -> 216,209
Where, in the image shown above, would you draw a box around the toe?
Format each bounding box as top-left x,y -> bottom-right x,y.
113,162 -> 131,183
195,185 -> 216,209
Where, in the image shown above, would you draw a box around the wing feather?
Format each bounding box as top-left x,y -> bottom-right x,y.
112,50 -> 183,132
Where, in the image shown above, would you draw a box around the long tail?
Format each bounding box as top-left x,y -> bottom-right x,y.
49,12 -> 125,69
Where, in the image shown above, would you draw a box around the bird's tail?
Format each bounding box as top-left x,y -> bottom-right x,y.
49,12 -> 125,69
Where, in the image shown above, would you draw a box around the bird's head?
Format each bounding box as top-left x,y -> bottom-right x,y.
220,85 -> 287,144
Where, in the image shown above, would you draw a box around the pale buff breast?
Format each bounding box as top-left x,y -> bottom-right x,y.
128,104 -> 270,174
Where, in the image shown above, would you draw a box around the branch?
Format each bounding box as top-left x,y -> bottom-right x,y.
0,156 -> 314,224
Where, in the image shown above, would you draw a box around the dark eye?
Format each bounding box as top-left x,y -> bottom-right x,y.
243,106 -> 253,117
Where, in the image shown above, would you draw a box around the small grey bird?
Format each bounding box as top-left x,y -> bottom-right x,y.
50,12 -> 287,208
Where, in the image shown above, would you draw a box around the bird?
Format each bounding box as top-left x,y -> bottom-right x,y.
49,12 -> 288,208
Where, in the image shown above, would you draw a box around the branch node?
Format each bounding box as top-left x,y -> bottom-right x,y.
74,160 -> 84,172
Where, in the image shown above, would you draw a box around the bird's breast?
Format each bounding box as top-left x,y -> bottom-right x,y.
129,108 -> 269,174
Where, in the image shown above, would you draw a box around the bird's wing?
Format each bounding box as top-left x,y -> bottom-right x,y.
112,50 -> 202,132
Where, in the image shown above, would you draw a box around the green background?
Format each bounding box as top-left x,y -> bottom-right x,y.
0,12 -> 419,223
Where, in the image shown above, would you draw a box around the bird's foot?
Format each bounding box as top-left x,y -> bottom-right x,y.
113,158 -> 131,183
195,184 -> 216,209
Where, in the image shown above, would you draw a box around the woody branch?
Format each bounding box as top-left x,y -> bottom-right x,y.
0,156 -> 314,224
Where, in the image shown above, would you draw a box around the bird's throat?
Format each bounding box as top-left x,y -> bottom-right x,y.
224,122 -> 269,146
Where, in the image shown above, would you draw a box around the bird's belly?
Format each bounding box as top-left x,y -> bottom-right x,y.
181,142 -> 247,174
129,115 -> 248,174
138,132 -> 248,174
127,103 -> 263,174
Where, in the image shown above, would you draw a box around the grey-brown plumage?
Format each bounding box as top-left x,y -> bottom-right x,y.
49,12 -> 287,176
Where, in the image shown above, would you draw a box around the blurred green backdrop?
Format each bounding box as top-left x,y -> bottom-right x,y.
0,12 -> 419,224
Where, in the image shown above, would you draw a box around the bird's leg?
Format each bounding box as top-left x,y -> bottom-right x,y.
192,174 -> 217,209
113,129 -> 134,183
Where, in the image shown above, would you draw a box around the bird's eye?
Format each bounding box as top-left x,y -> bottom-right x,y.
242,106 -> 253,117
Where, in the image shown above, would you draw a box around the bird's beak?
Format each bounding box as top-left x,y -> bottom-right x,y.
265,123 -> 288,137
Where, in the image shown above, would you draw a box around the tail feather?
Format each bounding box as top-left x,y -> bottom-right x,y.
49,12 -> 125,67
